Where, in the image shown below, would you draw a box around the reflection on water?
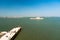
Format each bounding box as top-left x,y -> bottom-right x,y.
0,17 -> 60,40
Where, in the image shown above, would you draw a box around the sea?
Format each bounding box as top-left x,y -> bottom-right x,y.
0,17 -> 60,40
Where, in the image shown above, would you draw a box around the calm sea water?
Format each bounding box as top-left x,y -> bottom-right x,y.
0,17 -> 60,40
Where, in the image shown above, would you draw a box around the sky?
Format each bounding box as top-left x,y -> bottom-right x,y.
0,0 -> 60,17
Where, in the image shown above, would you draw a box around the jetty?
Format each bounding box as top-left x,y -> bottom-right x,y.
0,27 -> 21,40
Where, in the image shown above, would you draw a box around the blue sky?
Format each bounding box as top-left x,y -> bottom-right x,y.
0,0 -> 60,17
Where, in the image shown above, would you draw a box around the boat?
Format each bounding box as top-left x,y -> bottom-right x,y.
30,17 -> 44,20
0,27 -> 21,40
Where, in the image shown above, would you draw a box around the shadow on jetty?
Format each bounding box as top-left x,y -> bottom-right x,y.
11,28 -> 22,40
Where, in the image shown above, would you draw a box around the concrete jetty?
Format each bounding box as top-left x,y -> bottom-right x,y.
0,27 -> 21,40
